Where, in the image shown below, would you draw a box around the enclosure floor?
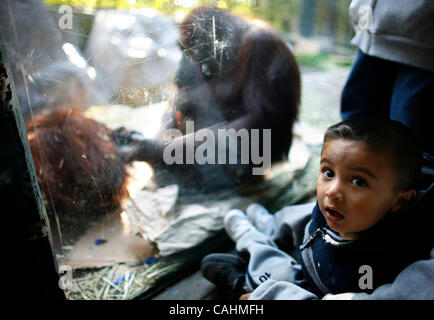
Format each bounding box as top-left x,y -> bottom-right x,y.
152,256 -> 230,300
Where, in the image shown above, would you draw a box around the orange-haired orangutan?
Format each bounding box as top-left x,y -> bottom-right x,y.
115,6 -> 301,193
27,108 -> 130,222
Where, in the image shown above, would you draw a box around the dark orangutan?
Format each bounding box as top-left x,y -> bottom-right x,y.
116,6 -> 301,192
27,108 -> 130,221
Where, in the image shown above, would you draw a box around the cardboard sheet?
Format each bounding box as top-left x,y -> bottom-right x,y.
65,211 -> 155,269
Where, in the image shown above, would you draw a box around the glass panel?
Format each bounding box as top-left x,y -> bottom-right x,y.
0,0 -> 354,299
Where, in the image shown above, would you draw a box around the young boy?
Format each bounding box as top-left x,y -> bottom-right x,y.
201,117 -> 433,299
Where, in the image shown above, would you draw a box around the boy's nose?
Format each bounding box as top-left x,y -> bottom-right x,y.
325,180 -> 344,201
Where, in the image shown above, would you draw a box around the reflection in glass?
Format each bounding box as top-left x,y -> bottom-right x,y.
0,0 -> 350,299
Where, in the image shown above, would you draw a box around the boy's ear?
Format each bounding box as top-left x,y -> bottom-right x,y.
391,189 -> 417,214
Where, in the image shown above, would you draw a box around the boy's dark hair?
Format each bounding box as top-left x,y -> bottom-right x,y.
324,117 -> 421,191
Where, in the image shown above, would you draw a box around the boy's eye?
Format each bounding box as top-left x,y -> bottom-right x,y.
322,169 -> 334,179
352,177 -> 368,187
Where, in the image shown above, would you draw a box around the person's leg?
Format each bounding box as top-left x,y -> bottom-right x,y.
245,203 -> 278,238
341,50 -> 396,120
225,210 -> 306,291
390,65 -> 434,156
242,239 -> 306,291
246,202 -> 315,257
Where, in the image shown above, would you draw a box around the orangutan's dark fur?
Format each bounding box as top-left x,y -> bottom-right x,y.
174,6 -> 301,162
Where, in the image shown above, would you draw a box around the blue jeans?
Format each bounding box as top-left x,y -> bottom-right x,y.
341,50 -> 434,156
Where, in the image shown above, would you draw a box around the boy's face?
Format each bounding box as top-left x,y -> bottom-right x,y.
317,138 -> 407,240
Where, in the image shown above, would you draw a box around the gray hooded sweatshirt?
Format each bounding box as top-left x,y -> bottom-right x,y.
349,0 -> 434,71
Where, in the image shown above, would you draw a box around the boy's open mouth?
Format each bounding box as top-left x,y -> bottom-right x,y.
325,207 -> 344,222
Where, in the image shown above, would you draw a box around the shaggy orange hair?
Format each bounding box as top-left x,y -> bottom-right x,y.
27,108 -> 129,218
